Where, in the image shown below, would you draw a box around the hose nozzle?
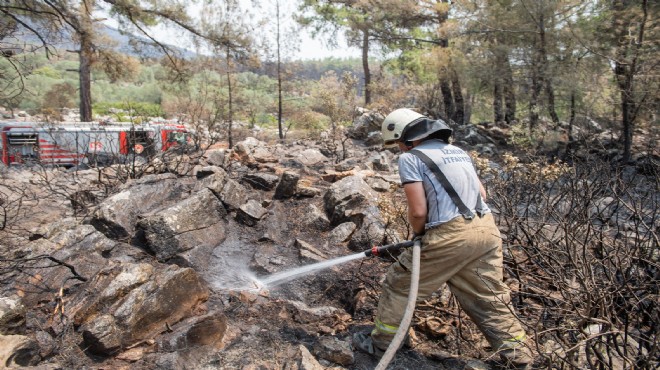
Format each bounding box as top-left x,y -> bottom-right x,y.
364,240 -> 415,257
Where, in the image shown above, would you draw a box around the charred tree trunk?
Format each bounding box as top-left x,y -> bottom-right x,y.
226,50 -> 234,149
78,3 -> 93,122
276,0 -> 284,139
493,81 -> 504,123
78,37 -> 93,122
451,71 -> 464,124
362,28 -> 371,106
612,0 -> 648,163
503,62 -> 516,124
440,78 -> 454,122
537,13 -> 560,126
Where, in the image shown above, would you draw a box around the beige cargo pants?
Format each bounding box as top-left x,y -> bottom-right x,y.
371,213 -> 527,353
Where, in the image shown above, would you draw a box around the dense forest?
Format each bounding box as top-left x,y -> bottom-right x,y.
1,0 -> 657,161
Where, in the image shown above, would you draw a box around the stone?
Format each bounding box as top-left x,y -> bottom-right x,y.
313,337 -> 354,366
0,297 -> 25,335
296,149 -> 328,167
0,334 -> 41,367
323,175 -> 378,225
157,313 -> 227,352
74,264 -> 209,355
328,222 -> 357,244
298,345 -> 325,370
90,173 -> 190,239
243,173 -> 280,190
301,204 -> 330,231
204,149 -> 227,167
274,171 -> 300,200
194,168 -> 228,195
296,239 -> 327,262
365,177 -> 392,192
237,200 -> 269,226
137,188 -> 227,261
220,179 -> 249,210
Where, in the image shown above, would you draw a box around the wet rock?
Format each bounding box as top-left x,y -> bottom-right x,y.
138,188 -> 227,261
347,210 -> 388,251
313,336 -> 354,366
274,171 -> 300,200
296,239 -> 327,262
0,297 -> 25,334
243,173 -> 279,190
220,179 -> 249,210
0,334 -> 40,367
157,313 -> 227,352
237,200 -> 268,226
91,173 -> 190,239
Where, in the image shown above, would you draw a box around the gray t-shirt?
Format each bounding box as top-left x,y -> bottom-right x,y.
398,140 -> 490,229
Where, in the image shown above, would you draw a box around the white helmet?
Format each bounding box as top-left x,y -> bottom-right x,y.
381,108 -> 426,147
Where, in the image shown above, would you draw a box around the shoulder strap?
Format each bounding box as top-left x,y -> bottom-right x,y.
409,149 -> 475,220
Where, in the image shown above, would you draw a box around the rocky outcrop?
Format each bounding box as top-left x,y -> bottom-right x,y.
137,188 -> 227,261
90,173 -> 192,239
73,263 -> 209,355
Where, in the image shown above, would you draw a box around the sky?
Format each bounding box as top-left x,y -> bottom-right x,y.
102,1 -> 361,61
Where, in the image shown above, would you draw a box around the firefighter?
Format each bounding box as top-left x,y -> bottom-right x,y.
353,108 -> 533,368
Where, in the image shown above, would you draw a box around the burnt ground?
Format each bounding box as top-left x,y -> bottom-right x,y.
169,196 -> 522,370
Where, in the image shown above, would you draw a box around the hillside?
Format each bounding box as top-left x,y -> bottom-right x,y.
0,110 -> 657,369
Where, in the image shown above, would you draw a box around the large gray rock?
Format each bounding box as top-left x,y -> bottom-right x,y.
137,188 -> 227,261
243,173 -> 279,190
220,179 -> 249,210
236,199 -> 268,226
346,109 -> 384,140
296,149 -> 329,167
323,175 -> 378,225
323,175 -> 389,250
274,171 -> 300,200
91,173 -> 191,239
73,264 -> 209,355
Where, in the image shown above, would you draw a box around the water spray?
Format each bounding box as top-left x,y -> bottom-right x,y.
256,240 -> 416,289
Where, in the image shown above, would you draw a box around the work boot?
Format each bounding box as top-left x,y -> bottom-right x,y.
352,333 -> 386,359
498,346 -> 533,369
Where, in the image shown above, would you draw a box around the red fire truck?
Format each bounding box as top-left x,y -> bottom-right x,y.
0,121 -> 192,167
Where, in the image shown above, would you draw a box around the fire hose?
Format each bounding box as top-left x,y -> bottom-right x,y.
363,239 -> 422,370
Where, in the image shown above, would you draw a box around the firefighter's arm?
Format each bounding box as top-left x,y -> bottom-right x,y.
403,181 -> 427,236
